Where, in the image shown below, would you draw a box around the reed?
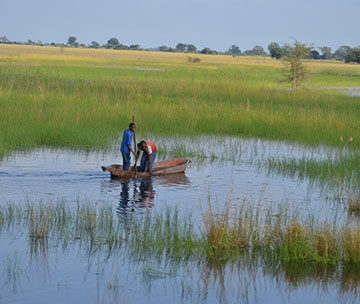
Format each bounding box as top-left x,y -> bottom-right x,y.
1,196 -> 360,270
1,45 -> 360,158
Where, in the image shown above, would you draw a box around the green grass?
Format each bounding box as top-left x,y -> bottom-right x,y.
1,45 -> 360,158
263,151 -> 360,187
1,196 -> 360,268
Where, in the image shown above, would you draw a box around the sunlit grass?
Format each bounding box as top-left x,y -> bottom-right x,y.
1,47 -> 360,159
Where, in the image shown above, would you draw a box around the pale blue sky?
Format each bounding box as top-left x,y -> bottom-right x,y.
1,0 -> 359,51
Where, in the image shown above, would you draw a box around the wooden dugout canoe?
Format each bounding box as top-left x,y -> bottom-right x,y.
101,158 -> 191,179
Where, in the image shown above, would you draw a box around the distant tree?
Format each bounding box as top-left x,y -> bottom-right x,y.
319,46 -> 333,60
309,50 -> 320,59
282,40 -> 313,89
345,48 -> 360,64
228,45 -> 241,55
158,45 -> 169,52
0,36 -> 10,44
176,43 -> 187,52
67,36 -> 77,46
244,45 -> 267,56
200,47 -> 212,54
186,44 -> 197,53
106,38 -> 120,49
268,42 -> 284,59
334,46 -> 352,61
114,44 -> 129,50
129,44 -> 141,50
90,41 -> 100,48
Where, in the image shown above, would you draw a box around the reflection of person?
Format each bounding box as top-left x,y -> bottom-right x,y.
119,179 -> 130,213
120,123 -> 137,171
139,178 -> 155,208
135,140 -> 158,175
117,178 -> 155,215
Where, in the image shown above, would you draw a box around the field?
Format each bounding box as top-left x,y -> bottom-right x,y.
2,44 -> 360,302
1,44 -> 360,158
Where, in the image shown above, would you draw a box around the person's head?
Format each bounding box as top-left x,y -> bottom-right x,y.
137,140 -> 146,151
129,122 -> 136,132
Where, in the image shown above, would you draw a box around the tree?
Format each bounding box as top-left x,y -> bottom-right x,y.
129,44 -> 141,50
282,40 -> 313,89
244,45 -> 266,56
344,48 -> 360,64
334,46 -> 352,61
158,45 -> 169,52
67,36 -> 77,46
309,50 -> 320,59
228,45 -> 241,55
0,36 -> 10,44
90,41 -> 100,48
114,44 -> 129,50
106,38 -> 120,49
186,44 -> 197,53
268,42 -> 284,59
176,43 -> 187,52
200,47 -> 212,54
319,46 -> 333,60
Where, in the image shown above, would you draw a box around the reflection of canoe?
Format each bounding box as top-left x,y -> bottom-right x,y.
101,158 -> 191,179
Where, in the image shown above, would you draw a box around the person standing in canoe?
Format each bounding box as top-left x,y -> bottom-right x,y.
120,123 -> 137,171
135,140 -> 158,175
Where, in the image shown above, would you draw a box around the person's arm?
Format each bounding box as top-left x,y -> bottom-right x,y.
147,148 -> 152,175
126,131 -> 136,156
127,144 -> 136,156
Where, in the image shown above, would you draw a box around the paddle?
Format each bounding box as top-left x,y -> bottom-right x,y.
132,116 -> 138,177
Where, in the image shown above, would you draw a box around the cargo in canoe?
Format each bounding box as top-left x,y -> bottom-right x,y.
101,158 -> 191,179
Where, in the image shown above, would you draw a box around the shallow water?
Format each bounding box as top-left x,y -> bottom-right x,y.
0,136 -> 357,303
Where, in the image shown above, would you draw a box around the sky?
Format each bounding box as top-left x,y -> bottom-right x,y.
1,0 -> 359,52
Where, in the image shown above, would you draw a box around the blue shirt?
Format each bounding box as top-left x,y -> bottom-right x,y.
120,129 -> 133,153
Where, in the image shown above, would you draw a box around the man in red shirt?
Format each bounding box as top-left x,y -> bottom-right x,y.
135,140 -> 158,175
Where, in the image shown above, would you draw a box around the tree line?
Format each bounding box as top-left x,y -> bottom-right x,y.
0,35 -> 359,64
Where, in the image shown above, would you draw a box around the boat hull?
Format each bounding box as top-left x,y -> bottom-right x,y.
101,158 -> 191,179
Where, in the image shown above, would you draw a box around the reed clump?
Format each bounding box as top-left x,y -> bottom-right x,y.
1,197 -> 360,269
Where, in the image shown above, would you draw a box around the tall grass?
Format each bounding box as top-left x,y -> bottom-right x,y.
1,45 -> 360,157
2,196 -> 360,270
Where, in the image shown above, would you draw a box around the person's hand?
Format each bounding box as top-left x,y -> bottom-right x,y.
149,170 -> 152,176
132,151 -> 137,157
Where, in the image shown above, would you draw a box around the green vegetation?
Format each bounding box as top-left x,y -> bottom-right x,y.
0,45 -> 360,158
263,151 -> 360,188
1,196 -> 360,267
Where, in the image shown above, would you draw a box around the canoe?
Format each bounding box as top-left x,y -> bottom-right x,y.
101,158 -> 191,179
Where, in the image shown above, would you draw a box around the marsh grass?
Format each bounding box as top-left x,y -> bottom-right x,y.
263,151 -> 360,188
1,45 -> 360,158
2,196 -> 360,272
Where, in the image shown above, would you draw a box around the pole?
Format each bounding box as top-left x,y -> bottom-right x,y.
132,116 -> 137,177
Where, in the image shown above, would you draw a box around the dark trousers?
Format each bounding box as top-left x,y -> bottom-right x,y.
140,151 -> 157,172
122,152 -> 131,171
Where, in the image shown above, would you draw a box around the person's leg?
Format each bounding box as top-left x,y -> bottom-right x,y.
140,153 -> 148,172
150,151 -> 157,171
122,152 -> 131,171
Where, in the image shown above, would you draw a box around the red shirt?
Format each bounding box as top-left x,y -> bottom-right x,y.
145,140 -> 157,154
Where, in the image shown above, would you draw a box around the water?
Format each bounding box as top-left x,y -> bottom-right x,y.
0,136 -> 357,303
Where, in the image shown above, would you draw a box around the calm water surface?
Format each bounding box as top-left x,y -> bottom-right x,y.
0,136 -> 356,303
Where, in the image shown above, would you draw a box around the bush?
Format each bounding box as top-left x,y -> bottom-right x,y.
187,57 -> 201,63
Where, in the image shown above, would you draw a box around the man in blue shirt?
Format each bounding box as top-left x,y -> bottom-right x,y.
120,123 -> 137,171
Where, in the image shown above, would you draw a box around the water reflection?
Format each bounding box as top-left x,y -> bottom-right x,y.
117,178 -> 156,216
